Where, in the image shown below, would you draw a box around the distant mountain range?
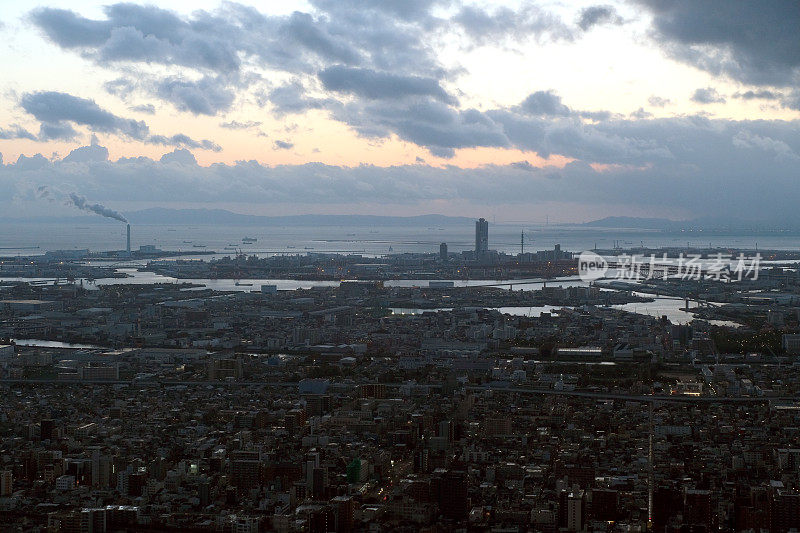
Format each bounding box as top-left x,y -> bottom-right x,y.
4,209 -> 799,233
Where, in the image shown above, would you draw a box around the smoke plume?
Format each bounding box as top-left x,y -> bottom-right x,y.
67,192 -> 128,223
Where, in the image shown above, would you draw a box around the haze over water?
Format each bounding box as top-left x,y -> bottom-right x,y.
0,222 -> 792,258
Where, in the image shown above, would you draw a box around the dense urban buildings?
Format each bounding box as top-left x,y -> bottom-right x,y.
1,218 -> 800,531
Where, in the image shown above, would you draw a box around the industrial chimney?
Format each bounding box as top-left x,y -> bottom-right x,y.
126,224 -> 131,254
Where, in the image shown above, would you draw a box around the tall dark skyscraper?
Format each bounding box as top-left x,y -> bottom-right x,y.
475,218 -> 488,259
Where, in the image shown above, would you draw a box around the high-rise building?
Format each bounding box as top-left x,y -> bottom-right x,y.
41,419 -> 55,441
0,470 -> 12,496
433,469 -> 468,521
475,218 -> 488,259
684,489 -> 714,530
439,242 -> 448,262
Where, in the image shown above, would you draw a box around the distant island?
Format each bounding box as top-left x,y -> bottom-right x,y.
576,216 -> 799,233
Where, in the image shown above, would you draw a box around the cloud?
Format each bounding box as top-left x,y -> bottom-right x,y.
309,0 -> 448,23
4,116 -> 800,224
160,148 -> 197,165
733,90 -> 781,100
648,96 -> 671,107
27,2 -> 573,119
577,5 -> 624,31
782,91 -> 800,111
630,108 -> 652,119
21,91 -> 149,138
520,91 -> 572,117
691,87 -> 726,104
130,104 -> 156,114
38,121 -> 79,141
0,124 -> 37,141
30,7 -> 112,48
319,66 -> 455,103
18,90 -> 220,150
147,134 -> 221,152
332,97 -> 510,158
154,76 -> 236,115
63,136 -> 109,163
273,140 -> 294,150
31,4 -> 241,73
634,0 -> 800,86
282,11 -> 362,66
267,81 -> 334,116
104,77 -> 135,97
518,91 -> 612,121
220,120 -> 262,130
452,5 -> 573,45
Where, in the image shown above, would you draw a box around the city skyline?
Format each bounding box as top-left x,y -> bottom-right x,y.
1,1 -> 800,222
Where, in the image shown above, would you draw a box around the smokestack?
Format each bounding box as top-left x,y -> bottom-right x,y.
126,224 -> 131,254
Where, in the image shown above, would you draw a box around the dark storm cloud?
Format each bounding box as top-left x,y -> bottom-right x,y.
691,87 -> 726,104
577,5 -> 624,31
319,66 -> 455,103
634,0 -> 800,85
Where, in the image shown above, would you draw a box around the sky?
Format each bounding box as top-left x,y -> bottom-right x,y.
1,0 -> 800,223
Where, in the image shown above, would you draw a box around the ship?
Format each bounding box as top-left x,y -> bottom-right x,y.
242,237 -> 257,243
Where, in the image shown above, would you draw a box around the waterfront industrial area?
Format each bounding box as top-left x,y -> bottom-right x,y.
2,219 -> 800,531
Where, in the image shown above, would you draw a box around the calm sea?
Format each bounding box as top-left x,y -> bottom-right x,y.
0,222 -> 793,257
